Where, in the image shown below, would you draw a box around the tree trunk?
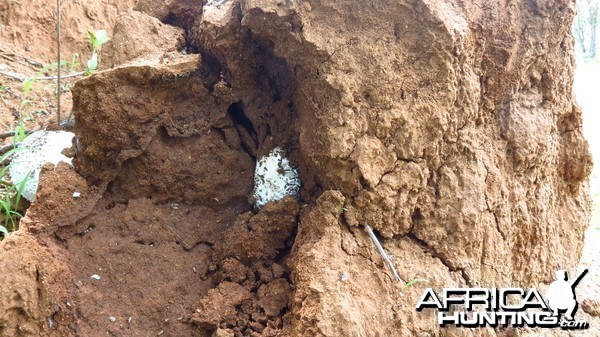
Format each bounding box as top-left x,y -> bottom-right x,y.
590,25 -> 597,59
574,0 -> 588,55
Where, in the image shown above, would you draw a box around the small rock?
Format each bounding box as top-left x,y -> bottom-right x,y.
339,272 -> 348,281
91,274 -> 101,280
271,263 -> 285,279
212,328 -> 235,337
72,191 -> 81,198
109,316 -> 116,323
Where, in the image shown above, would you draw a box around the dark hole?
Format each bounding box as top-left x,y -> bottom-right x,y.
164,12 -> 178,26
198,52 -> 223,92
228,102 -> 257,136
105,200 -> 115,210
412,208 -> 424,222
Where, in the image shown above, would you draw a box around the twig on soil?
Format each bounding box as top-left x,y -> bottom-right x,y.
0,54 -> 17,62
0,143 -> 15,156
0,47 -> 45,68
0,86 -> 20,98
0,94 -> 16,111
364,224 -> 404,283
0,71 -> 26,81
0,70 -> 86,82
21,54 -> 44,67
34,71 -> 86,81
0,130 -> 33,139
0,128 -> 39,157
56,0 -> 62,125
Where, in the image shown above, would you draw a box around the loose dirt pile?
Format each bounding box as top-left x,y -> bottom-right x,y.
0,0 -> 596,336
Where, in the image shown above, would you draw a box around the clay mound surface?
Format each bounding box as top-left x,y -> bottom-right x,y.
0,0 -> 136,61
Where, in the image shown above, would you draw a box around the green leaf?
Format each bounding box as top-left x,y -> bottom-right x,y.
87,52 -> 98,71
88,30 -> 96,45
400,278 -> 427,296
0,199 -> 12,229
0,146 -> 25,163
14,170 -> 32,212
49,61 -> 68,67
14,123 -> 26,143
23,79 -> 34,94
0,225 -> 7,236
93,29 -> 109,48
89,29 -> 109,49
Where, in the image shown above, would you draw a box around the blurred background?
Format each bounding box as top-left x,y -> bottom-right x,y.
574,0 -> 599,230
573,0 -> 599,289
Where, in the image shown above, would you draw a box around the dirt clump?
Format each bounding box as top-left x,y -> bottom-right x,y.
0,230 -> 70,336
103,10 -> 186,68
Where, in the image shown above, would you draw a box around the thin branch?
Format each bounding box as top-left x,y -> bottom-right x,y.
23,57 -> 44,68
56,0 -> 62,125
364,224 -> 404,283
0,143 -> 15,156
0,46 -> 45,67
34,71 -> 86,80
0,130 -> 33,140
0,54 -> 17,62
0,70 -> 86,82
0,71 -> 26,81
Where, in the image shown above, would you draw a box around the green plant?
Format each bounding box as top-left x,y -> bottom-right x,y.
23,62 -> 61,94
86,29 -> 109,74
0,148 -> 31,238
0,171 -> 31,233
68,53 -> 81,73
18,64 -> 56,128
13,123 -> 27,143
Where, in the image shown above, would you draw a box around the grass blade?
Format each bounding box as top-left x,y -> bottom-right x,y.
14,170 -> 32,213
400,278 -> 428,296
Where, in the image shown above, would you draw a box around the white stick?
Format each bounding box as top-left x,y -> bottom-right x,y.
365,224 -> 403,283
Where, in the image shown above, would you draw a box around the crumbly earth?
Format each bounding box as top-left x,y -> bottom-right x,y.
0,0 -> 597,337
0,0 -> 137,62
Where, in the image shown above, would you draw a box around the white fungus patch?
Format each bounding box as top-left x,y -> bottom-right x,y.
252,147 -> 300,208
9,130 -> 75,201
